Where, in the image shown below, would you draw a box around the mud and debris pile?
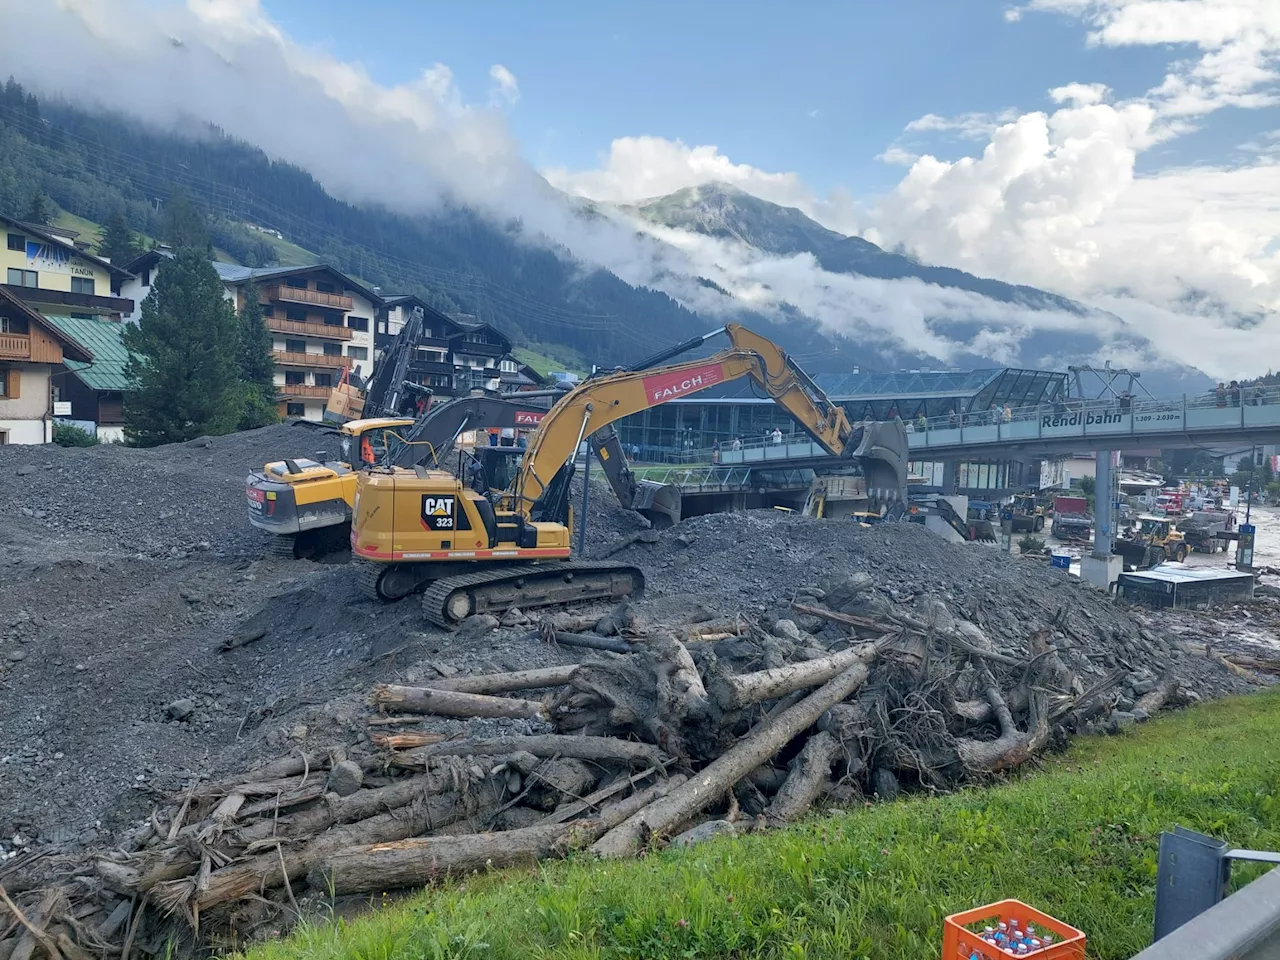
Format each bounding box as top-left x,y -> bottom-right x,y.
0,434 -> 1275,960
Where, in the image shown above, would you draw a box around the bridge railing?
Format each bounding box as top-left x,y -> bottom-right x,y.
712,385 -> 1280,464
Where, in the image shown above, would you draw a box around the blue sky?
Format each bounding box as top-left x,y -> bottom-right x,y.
258,0 -> 1189,195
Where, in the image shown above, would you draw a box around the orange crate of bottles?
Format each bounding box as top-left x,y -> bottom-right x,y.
942,898 -> 1085,960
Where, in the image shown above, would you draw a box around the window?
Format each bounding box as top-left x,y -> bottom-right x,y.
71,277 -> 95,295
286,403 -> 305,417
0,367 -> 16,399
140,268 -> 151,286
7,233 -> 25,252
346,345 -> 369,360
346,315 -> 369,331
6,269 -> 37,288
284,372 -> 305,385
285,308 -> 307,322
262,305 -> 274,318
285,339 -> 306,354
314,281 -> 336,294
0,316 -> 29,334
70,313 -> 93,321
314,373 -> 332,387
376,320 -> 387,334
323,342 -> 343,357
286,277 -> 308,289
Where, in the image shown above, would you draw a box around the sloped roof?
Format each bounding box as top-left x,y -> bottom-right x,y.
211,261 -> 383,305
0,212 -> 134,281
0,287 -> 94,363
42,315 -> 131,390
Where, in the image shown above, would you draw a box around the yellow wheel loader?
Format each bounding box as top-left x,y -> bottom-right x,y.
349,323 -> 910,625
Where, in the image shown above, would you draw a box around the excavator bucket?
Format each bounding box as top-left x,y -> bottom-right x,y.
632,479 -> 682,529
850,419 -> 910,508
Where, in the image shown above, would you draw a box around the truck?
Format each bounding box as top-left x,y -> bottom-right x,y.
1115,515 -> 1190,569
1180,509 -> 1237,554
1008,493 -> 1046,533
1050,495 -> 1093,542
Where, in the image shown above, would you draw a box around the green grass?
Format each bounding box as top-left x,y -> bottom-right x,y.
259,231 -> 324,267
238,690 -> 1280,960
513,345 -> 588,379
52,209 -> 106,249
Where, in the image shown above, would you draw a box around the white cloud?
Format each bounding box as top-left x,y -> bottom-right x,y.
904,108 -> 1020,140
876,145 -> 920,165
488,63 -> 520,105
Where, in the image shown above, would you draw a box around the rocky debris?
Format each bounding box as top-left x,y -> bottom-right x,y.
326,759 -> 364,796
165,699 -> 195,721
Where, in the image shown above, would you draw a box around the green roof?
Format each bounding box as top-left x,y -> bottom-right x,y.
43,315 -> 133,391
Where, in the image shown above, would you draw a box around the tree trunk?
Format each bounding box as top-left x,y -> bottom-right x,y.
309,778 -> 684,895
707,643 -> 878,710
592,661 -> 872,857
954,671 -> 1050,774
543,632 -> 632,654
428,666 -> 579,694
1136,675 -> 1178,715
392,735 -> 666,770
765,731 -> 841,825
372,684 -> 548,721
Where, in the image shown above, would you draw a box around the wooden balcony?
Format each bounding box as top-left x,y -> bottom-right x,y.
0,333 -> 32,360
267,285 -> 353,312
272,350 -> 352,369
278,383 -> 334,400
266,317 -> 353,340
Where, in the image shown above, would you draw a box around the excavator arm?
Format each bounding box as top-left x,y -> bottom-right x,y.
513,322 -> 909,521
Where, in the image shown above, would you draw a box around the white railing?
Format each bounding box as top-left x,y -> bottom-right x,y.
714,386 -> 1280,465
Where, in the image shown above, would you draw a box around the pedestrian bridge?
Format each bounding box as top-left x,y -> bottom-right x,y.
719,388 -> 1280,466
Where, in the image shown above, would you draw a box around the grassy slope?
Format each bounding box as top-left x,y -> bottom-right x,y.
241,690 -> 1280,960
513,344 -> 588,378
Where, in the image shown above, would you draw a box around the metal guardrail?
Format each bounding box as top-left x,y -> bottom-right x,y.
713,386 -> 1280,465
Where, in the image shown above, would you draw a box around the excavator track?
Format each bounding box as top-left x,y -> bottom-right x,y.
420,561 -> 645,628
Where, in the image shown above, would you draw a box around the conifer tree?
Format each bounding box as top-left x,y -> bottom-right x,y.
122,246 -> 243,445
236,280 -> 279,429
98,209 -> 141,266
22,189 -> 52,225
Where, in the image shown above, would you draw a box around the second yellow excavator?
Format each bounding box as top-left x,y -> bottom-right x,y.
349,323 -> 909,625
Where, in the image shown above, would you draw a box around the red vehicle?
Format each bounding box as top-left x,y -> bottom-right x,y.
1051,495 -> 1093,541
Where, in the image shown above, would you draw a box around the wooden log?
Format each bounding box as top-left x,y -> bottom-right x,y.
765,731 -> 841,824
707,642 -> 879,711
195,750 -> 340,797
309,777 -> 685,894
372,684 -> 548,721
1136,675 -> 1179,715
524,759 -> 598,811
540,767 -> 658,825
428,666 -> 579,694
168,777 -> 508,913
954,670 -> 1050,774
543,631 -> 632,654
392,735 -> 666,770
592,661 -> 873,857
370,732 -> 447,750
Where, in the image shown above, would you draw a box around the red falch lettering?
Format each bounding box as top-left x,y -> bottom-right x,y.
642,362 -> 724,405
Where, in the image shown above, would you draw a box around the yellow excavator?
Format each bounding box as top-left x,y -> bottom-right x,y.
349,323 -> 910,625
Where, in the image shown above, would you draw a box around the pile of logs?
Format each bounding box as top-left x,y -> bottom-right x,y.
0,582 -> 1188,959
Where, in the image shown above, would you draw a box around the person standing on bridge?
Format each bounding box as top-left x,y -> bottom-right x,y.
1216,383 -> 1227,407
732,436 -> 742,451
771,427 -> 783,445
1229,381 -> 1241,407
947,408 -> 958,428
915,411 -> 928,432
1002,403 -> 1012,423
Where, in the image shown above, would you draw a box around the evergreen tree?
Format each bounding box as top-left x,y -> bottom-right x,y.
236,280 -> 279,430
98,209 -> 140,266
122,247 -> 243,446
22,189 -> 52,225
160,189 -> 210,252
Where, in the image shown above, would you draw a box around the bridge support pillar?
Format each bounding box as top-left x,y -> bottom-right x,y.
1082,449 -> 1122,591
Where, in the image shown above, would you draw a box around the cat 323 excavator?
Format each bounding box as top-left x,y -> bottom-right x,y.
350,322 -> 910,626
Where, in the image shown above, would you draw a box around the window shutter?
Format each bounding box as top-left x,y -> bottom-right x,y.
8,369 -> 19,400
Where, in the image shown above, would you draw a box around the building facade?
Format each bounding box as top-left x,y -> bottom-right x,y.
0,287 -> 95,444
214,264 -> 380,422
1,214 -> 133,321
376,296 -> 514,401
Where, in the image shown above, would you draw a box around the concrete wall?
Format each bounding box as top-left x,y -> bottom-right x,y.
0,362 -> 52,444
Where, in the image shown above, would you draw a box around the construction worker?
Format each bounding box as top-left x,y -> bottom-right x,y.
359,431 -> 376,467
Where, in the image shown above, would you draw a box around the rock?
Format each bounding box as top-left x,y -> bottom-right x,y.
771,619 -> 805,643
455,614 -> 500,640
499,607 -> 527,628
595,599 -> 636,637
165,698 -> 195,721
1116,696 -> 1136,712
1131,707 -> 1151,722
871,767 -> 900,801
6,649 -> 27,663
15,464 -> 37,476
325,760 -> 363,797
673,532 -> 697,549
1108,711 -> 1137,733
1130,679 -> 1157,696
289,724 -> 309,741
669,819 -> 737,848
